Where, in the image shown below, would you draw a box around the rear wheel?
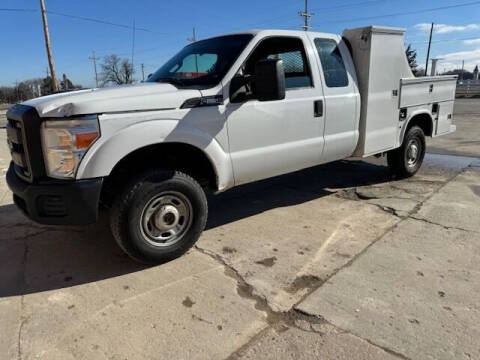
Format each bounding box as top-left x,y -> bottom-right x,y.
110,170 -> 208,264
387,126 -> 426,178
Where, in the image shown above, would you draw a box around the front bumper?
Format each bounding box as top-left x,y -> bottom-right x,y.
6,162 -> 103,225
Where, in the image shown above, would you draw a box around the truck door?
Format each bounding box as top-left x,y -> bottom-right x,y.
308,35 -> 359,162
226,35 -> 326,185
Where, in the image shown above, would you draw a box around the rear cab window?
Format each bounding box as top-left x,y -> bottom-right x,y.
314,38 -> 349,88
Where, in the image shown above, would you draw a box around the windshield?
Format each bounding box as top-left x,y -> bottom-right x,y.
147,34 -> 253,88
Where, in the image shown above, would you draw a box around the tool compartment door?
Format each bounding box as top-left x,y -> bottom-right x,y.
399,76 -> 457,108
435,100 -> 455,135
399,76 -> 457,136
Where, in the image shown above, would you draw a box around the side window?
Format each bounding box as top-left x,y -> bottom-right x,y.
245,37 -> 312,89
314,38 -> 349,88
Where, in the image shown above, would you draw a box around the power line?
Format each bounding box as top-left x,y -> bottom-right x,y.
4,1 -> 480,35
0,7 -> 167,34
197,0 -> 392,34
220,0 -> 480,35
312,0 -> 391,12
56,36 -> 187,75
46,10 -> 162,33
0,8 -> 36,12
320,0 -> 480,24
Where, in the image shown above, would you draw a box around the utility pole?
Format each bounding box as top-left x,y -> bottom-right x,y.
187,27 -> 197,43
424,22 -> 434,77
430,58 -> 443,76
88,51 -> 99,87
460,60 -> 465,82
299,0 -> 314,31
131,19 -> 136,77
39,0 -> 59,92
187,28 -> 199,72
14,80 -> 19,102
141,63 -> 145,82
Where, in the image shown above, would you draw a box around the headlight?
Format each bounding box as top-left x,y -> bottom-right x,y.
41,115 -> 100,179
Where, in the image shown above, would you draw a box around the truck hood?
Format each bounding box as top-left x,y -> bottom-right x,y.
22,82 -> 202,118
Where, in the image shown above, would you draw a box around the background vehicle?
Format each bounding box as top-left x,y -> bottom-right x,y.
6,26 -> 457,263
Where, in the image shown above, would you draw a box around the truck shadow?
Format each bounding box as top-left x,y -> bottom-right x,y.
0,159 -> 391,297
206,159 -> 390,229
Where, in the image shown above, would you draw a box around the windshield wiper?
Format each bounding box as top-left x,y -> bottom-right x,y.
155,77 -> 187,86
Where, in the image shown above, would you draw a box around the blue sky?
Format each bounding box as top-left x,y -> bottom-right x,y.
1,0 -> 480,87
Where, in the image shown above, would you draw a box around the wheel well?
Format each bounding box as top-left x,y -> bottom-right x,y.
100,143 -> 217,207
406,113 -> 433,137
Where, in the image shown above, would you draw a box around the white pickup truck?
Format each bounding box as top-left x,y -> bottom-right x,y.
6,26 -> 457,263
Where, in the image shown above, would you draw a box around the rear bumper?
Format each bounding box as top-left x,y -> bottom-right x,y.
6,162 -> 103,225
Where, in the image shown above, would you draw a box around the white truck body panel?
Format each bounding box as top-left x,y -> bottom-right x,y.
435,100 -> 455,136
343,26 -> 457,157
399,76 -> 458,108
224,31 -> 326,185
305,32 -> 360,164
22,82 -> 201,118
77,108 -> 236,190
399,76 -> 457,136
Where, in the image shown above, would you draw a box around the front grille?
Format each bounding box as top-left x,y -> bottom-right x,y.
6,117 -> 32,181
5,105 -> 46,182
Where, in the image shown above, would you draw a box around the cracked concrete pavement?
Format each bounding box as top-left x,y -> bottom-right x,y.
1,99 -> 480,359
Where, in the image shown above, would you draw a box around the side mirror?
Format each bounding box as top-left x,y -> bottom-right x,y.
254,59 -> 286,101
147,73 -> 153,80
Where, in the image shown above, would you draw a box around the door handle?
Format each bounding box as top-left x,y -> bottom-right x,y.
314,100 -> 323,117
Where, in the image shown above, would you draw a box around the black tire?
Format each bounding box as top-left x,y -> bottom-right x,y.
387,125 -> 426,178
110,169 -> 208,264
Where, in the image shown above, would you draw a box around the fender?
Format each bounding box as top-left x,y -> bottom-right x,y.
76,116 -> 234,191
398,109 -> 434,145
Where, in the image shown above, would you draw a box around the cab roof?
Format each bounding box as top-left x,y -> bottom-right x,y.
202,26 -> 406,41
202,29 -> 338,40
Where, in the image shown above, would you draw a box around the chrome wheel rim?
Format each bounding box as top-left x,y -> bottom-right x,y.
406,139 -> 420,167
140,191 -> 193,247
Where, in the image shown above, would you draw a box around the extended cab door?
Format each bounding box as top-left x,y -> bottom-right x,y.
307,34 -> 359,162
225,35 -> 326,185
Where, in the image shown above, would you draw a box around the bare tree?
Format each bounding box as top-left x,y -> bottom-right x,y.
100,55 -> 135,86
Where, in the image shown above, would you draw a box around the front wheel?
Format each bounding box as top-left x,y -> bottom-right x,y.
110,170 -> 208,264
387,126 -> 426,178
